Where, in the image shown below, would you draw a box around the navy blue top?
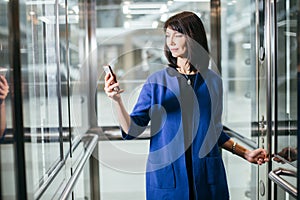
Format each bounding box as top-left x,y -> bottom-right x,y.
180,73 -> 197,200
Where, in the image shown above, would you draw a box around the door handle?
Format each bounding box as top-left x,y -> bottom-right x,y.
268,168 -> 297,198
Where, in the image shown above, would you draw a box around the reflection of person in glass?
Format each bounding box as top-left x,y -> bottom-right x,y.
104,11 -> 269,200
273,147 -> 297,163
0,75 -> 9,139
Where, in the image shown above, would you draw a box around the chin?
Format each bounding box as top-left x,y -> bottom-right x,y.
171,53 -> 180,58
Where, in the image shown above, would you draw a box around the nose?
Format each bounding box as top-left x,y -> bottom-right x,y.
168,35 -> 175,46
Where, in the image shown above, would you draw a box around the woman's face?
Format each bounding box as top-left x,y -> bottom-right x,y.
165,27 -> 187,58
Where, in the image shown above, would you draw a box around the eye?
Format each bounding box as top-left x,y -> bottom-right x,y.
175,33 -> 183,37
165,32 -> 171,38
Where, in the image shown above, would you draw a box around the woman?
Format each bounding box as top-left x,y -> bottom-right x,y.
104,11 -> 268,200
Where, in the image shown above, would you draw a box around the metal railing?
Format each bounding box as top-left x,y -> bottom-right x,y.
269,168 -> 297,198
59,133 -> 98,200
223,125 -> 258,149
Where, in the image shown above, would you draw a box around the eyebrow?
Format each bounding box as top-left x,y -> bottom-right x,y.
166,29 -> 179,34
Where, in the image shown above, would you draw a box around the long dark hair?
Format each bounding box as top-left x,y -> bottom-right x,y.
163,11 -> 210,71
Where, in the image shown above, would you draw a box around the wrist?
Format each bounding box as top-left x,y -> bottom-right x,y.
231,141 -> 249,160
113,95 -> 122,103
243,149 -> 251,161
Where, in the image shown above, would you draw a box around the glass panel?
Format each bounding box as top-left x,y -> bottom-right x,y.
221,1 -> 257,142
271,0 -> 298,198
275,0 -> 298,168
1,0 -> 92,198
66,0 -> 90,139
19,0 -> 63,197
220,0 -> 259,199
0,0 -> 16,199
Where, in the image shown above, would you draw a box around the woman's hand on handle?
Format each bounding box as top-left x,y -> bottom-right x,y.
222,139 -> 269,165
244,148 -> 269,165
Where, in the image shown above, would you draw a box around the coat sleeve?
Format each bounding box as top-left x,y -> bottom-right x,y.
218,131 -> 230,146
122,80 -> 152,139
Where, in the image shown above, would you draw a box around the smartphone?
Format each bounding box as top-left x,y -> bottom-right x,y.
0,67 -> 7,77
103,65 -> 120,92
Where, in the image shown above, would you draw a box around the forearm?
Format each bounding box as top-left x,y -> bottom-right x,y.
221,138 -> 269,165
114,98 -> 131,134
221,139 -> 250,160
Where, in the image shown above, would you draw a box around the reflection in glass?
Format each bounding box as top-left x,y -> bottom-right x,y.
2,0 -> 98,198
220,1 -> 258,199
274,0 -> 298,167
0,0 -> 16,198
20,0 -> 63,196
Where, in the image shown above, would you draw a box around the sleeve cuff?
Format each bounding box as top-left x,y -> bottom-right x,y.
218,131 -> 230,146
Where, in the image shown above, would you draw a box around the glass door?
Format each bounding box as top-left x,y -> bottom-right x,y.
220,0 -> 262,199
267,0 -> 299,199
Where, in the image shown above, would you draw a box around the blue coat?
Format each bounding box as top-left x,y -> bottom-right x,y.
122,67 -> 230,200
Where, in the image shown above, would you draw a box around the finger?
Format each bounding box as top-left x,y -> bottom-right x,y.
105,73 -> 116,84
107,89 -> 122,98
104,83 -> 120,94
104,74 -> 112,88
105,75 -> 116,88
0,89 -> 8,96
104,73 -> 111,81
264,157 -> 269,162
259,149 -> 269,158
0,94 -> 6,100
0,87 -> 8,95
108,82 -> 120,90
103,86 -> 110,93
0,76 -> 8,86
104,85 -> 115,94
116,89 -> 124,94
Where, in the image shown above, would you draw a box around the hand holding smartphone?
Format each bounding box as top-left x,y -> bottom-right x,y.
103,65 -> 121,93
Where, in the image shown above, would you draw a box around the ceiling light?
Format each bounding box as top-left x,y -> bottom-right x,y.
160,14 -> 169,22
173,0 -> 209,2
122,3 -> 168,15
152,21 -> 159,28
